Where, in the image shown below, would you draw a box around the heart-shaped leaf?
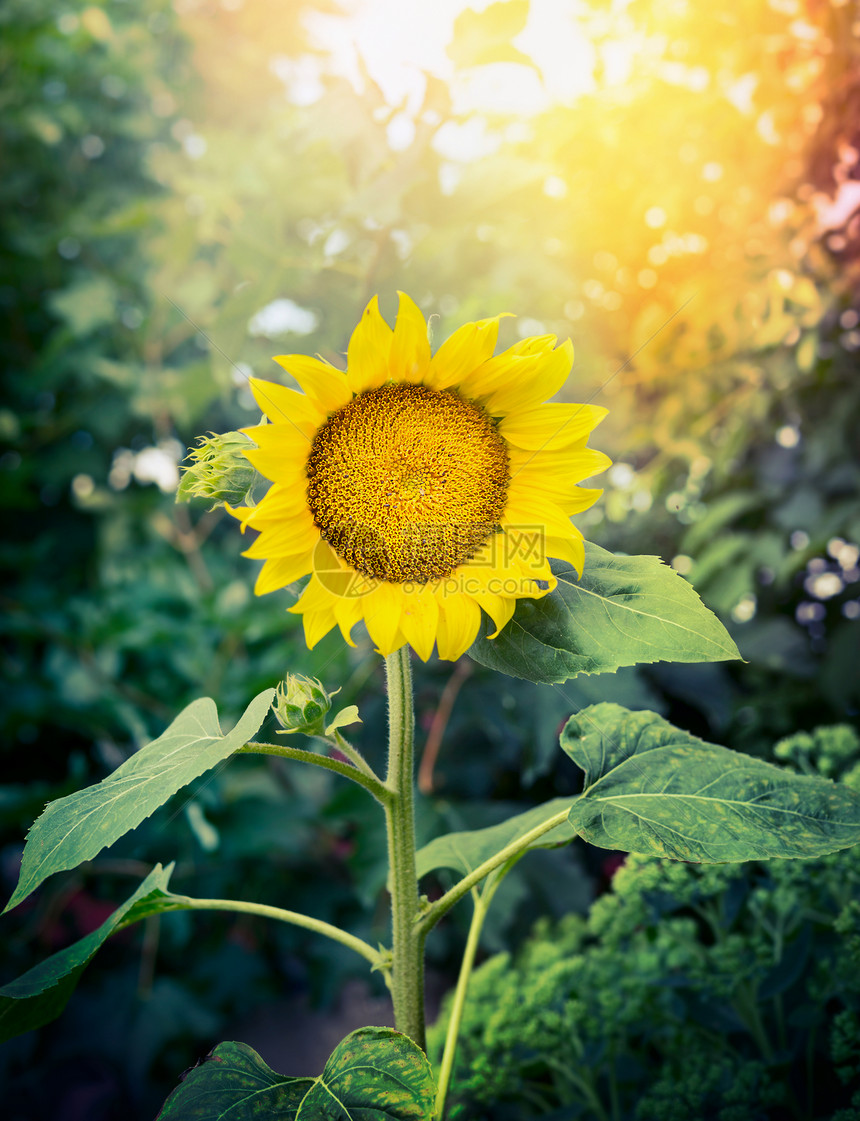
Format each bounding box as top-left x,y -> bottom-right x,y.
0,864 -> 174,1043
157,1028 -> 436,1120
4,690 -> 275,913
562,704 -> 860,862
469,543 -> 741,683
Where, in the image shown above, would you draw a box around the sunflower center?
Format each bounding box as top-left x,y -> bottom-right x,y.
306,384 -> 510,583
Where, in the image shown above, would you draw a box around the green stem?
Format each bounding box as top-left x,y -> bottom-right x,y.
735,983 -> 775,1063
384,647 -> 425,1049
608,1043 -> 621,1121
241,741 -> 389,804
556,1066 -> 611,1121
417,808 -> 571,937
331,729 -> 380,783
120,895 -> 383,970
435,886 -> 494,1120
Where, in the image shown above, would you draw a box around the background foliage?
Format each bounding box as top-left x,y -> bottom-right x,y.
1,0 -> 858,1116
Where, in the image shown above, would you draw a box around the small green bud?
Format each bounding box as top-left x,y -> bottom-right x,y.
176,430 -> 259,509
273,674 -> 334,735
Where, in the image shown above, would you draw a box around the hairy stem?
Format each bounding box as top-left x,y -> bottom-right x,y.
120,895 -> 384,970
384,647 -> 426,1049
331,729 -> 380,782
241,741 -> 389,804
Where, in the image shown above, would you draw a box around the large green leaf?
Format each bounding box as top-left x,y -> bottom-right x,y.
468,543 -> 741,683
0,864 -> 173,1043
4,690 -> 275,913
416,798 -> 575,887
562,704 -> 860,862
157,1029 -> 436,1120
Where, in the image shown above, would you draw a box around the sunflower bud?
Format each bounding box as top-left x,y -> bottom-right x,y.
176,431 -> 259,509
273,674 -> 334,735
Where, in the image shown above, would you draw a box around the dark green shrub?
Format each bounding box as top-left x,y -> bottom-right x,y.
431,726 -> 860,1121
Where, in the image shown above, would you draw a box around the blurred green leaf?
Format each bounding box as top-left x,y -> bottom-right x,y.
4,690 -> 275,913
469,543 -> 741,684
48,275 -> 118,336
448,0 -> 538,71
157,1028 -> 436,1120
562,704 -> 860,862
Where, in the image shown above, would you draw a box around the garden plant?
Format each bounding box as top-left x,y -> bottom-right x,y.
3,295 -> 860,1119
2,0 -> 859,1118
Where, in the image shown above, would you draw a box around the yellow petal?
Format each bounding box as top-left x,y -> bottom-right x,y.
288,573 -> 332,614
425,315 -> 507,390
272,354 -> 352,415
458,352 -> 544,402
253,553 -> 313,594
242,526 -> 310,560
235,482 -> 307,526
507,479 -> 604,521
434,591 -> 482,661
399,586 -> 440,662
333,593 -> 367,647
302,606 -> 338,648
462,551 -> 549,599
347,296 -> 393,394
388,291 -> 431,384
499,403 -> 608,451
508,333 -> 557,356
308,539 -> 377,601
470,525 -> 545,576
483,339 -> 574,415
363,582 -> 406,655
545,529 -> 585,575
503,492 -> 576,542
461,535 -> 529,583
249,378 -> 322,437
240,422 -> 312,467
242,445 -> 306,483
552,487 -> 604,517
508,445 -> 612,486
470,590 -> 516,639
243,509 -> 319,557
225,503 -> 257,532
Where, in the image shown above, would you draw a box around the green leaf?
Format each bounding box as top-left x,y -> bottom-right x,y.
416,798 -> 575,889
4,690 -> 275,913
48,275 -> 118,336
468,543 -> 741,684
157,1028 -> 436,1120
325,704 -> 361,736
562,704 -> 860,862
0,864 -> 173,1043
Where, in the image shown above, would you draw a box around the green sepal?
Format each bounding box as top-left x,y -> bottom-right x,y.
273,675 -> 335,736
325,705 -> 362,737
177,430 -> 260,509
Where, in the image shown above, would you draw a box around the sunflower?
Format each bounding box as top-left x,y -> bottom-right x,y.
229,293 -> 610,662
